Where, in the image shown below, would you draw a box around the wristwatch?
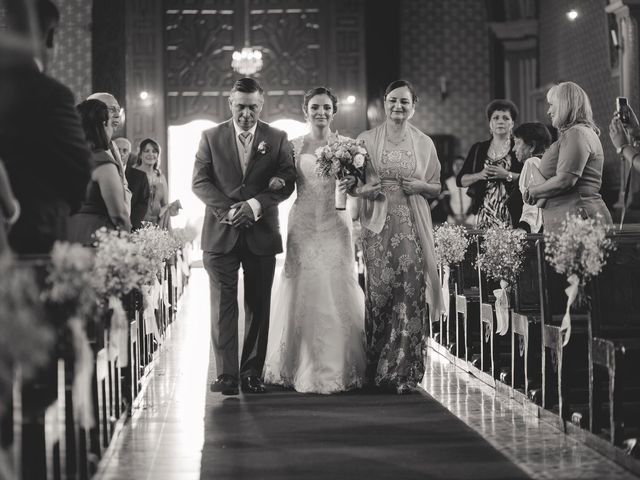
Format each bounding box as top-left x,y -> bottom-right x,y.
506,172 -> 513,182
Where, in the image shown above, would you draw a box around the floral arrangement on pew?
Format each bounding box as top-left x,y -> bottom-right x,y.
476,225 -> 527,336
0,256 -> 54,478
44,242 -> 101,429
130,223 -> 182,341
0,256 -> 54,412
93,228 -> 159,373
544,214 -> 615,346
434,223 -> 471,320
315,133 -> 369,210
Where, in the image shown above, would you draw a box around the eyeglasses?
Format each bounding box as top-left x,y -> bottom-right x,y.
107,106 -> 124,117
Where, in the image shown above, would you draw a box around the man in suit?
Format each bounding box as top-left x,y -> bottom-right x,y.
192,77 -> 296,395
116,137 -> 150,229
0,0 -> 91,255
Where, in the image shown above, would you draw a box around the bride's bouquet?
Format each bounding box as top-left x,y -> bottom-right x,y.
315,133 -> 370,209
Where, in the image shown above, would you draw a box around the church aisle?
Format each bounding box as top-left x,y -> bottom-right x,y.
96,268 -> 639,480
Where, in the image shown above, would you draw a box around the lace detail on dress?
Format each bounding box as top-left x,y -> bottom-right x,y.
263,135 -> 366,394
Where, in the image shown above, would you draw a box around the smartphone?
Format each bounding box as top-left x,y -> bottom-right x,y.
617,96 -> 630,125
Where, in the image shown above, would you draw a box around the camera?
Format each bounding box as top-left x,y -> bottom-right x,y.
617,96 -> 631,125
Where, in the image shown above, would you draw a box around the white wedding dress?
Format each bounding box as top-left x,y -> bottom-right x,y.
263,136 -> 366,394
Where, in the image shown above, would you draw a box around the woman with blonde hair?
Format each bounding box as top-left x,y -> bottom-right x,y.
523,82 -> 612,230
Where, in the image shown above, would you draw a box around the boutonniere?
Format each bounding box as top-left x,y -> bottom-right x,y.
257,141 -> 269,155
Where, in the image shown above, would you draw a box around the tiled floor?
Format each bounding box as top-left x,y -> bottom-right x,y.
96,268 -> 640,479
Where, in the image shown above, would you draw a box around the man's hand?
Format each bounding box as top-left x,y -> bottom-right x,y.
230,201 -> 255,228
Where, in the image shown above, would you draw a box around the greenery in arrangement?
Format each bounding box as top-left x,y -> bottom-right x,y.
45,242 -> 99,318
434,223 -> 471,267
0,256 -> 54,412
544,214 -> 615,288
131,223 -> 182,273
476,224 -> 527,284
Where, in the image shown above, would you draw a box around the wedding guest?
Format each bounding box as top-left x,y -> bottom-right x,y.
445,155 -> 475,225
524,82 -> 612,230
116,138 -> 150,230
456,99 -> 522,228
115,137 -> 133,166
353,80 -> 444,394
132,138 -> 169,226
263,86 -> 366,394
0,0 -> 91,254
609,103 -> 640,223
0,159 -> 20,255
512,123 -> 552,233
67,99 -> 131,244
88,92 -> 132,213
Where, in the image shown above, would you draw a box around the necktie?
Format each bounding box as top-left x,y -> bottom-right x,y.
239,131 -> 252,150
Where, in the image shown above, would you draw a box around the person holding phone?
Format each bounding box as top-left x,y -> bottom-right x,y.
609,97 -> 640,172
523,82 -> 612,230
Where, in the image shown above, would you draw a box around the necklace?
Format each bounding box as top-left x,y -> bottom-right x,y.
488,138 -> 510,159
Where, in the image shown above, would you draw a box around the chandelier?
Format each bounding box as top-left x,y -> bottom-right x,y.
231,0 -> 263,75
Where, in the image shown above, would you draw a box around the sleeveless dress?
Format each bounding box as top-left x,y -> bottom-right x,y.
263,136 -> 366,394
361,142 -> 428,389
476,152 -> 512,228
66,149 -> 124,246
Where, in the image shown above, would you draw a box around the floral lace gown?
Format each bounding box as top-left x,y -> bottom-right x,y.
362,145 -> 428,389
263,137 -> 366,394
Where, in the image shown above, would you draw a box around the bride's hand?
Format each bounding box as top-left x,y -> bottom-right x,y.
268,176 -> 285,191
355,182 -> 382,200
338,175 -> 356,192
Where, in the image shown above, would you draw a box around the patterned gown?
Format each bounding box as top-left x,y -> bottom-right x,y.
361,144 -> 428,389
476,153 -> 512,228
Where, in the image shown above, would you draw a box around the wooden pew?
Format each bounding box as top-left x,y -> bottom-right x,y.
511,235 -> 543,401
538,241 -> 590,425
589,231 -> 640,446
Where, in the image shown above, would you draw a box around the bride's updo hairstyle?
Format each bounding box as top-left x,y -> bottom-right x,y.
302,86 -> 338,114
384,79 -> 418,104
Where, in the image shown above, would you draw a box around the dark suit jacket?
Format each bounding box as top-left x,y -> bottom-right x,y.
0,56 -> 91,254
125,167 -> 150,230
192,120 -> 296,255
456,138 -> 523,227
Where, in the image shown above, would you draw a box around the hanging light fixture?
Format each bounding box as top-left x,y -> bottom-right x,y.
231,0 -> 263,75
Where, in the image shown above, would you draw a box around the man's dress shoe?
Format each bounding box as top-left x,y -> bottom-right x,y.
241,376 -> 267,394
210,374 -> 238,395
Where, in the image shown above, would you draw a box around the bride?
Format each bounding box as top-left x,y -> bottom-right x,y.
263,87 -> 366,394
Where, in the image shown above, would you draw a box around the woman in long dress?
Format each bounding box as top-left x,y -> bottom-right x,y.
263,87 -> 366,394
353,80 -> 444,394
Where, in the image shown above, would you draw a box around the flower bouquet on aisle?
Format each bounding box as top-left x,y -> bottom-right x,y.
476,225 -> 527,336
315,132 -> 370,210
544,214 -> 615,346
434,223 -> 471,320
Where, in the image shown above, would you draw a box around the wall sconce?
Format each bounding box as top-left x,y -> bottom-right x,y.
344,95 -> 356,105
566,9 -> 578,21
439,76 -> 448,101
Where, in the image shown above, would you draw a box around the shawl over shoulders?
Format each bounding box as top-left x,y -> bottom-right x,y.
357,122 -> 444,322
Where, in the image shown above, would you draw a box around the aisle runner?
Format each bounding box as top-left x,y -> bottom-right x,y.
200,363 -> 530,479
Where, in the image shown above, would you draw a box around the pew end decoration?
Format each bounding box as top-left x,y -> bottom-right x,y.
435,223 -> 471,320
476,225 -> 527,335
0,257 -> 54,416
544,214 -> 615,346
